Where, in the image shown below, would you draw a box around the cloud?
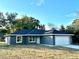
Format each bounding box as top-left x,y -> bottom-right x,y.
65,13 -> 76,18
65,11 -> 79,18
36,0 -> 45,6
65,11 -> 79,26
30,0 -> 45,6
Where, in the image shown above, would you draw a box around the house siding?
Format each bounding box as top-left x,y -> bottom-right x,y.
40,35 -> 71,46
10,36 -> 41,45
8,35 -> 72,45
10,36 -> 16,45
10,36 -> 28,45
40,36 -> 54,45
22,36 -> 28,44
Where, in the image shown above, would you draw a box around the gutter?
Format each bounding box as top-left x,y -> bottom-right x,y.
4,34 -> 74,36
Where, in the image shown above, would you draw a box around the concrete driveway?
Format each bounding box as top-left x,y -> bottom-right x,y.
62,45 -> 79,49
42,44 -> 79,49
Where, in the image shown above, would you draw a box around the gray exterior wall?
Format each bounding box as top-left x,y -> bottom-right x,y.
10,36 -> 28,45
40,35 -> 71,45
40,36 -> 54,45
8,35 -> 71,45
10,36 -> 39,45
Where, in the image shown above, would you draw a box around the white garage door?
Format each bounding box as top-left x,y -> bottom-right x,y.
55,36 -> 70,46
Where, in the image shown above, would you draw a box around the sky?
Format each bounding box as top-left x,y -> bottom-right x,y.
0,0 -> 79,27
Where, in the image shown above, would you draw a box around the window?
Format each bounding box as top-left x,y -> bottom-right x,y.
16,36 -> 22,43
28,37 -> 36,43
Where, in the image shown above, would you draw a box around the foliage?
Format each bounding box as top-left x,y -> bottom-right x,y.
72,19 -> 79,25
1,12 -> 78,34
66,19 -> 79,34
5,12 -> 18,24
15,16 -> 40,30
60,25 -> 65,31
0,29 -> 7,34
0,12 -> 41,34
66,25 -> 75,33
0,12 -> 6,27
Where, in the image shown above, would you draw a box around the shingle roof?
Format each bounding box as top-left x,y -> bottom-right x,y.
46,30 -> 69,34
12,29 -> 70,35
12,29 -> 45,34
53,30 -> 69,34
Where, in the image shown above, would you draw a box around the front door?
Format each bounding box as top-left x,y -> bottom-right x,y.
28,36 -> 36,44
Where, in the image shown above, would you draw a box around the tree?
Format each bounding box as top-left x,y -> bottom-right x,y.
72,19 -> 79,26
66,18 -> 79,33
14,16 -> 40,30
71,19 -> 79,33
66,25 -> 75,33
60,25 -> 65,31
5,12 -> 18,33
6,12 -> 17,24
0,29 -> 7,34
66,11 -> 79,33
0,12 -> 6,28
0,12 -> 42,34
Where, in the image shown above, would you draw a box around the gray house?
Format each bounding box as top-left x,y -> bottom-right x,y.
5,29 -> 73,46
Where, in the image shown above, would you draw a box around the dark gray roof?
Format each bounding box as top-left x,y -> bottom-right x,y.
45,30 -> 69,34
12,29 -> 45,34
10,29 -> 73,36
53,30 -> 69,34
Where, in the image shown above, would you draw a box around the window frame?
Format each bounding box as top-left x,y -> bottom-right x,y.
28,36 -> 36,43
16,35 -> 23,43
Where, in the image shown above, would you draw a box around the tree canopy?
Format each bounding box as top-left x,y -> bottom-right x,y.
60,25 -> 65,31
0,12 -> 79,34
0,12 -> 43,34
15,16 -> 40,30
66,19 -> 79,33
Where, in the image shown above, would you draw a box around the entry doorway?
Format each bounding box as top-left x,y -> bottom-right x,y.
28,36 -> 40,44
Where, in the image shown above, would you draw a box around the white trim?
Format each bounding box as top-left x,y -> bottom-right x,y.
16,35 -> 22,43
5,34 -> 74,36
5,37 -> 10,45
37,37 -> 40,44
8,37 -> 10,45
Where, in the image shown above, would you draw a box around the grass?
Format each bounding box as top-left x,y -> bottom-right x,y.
0,42 -> 79,59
